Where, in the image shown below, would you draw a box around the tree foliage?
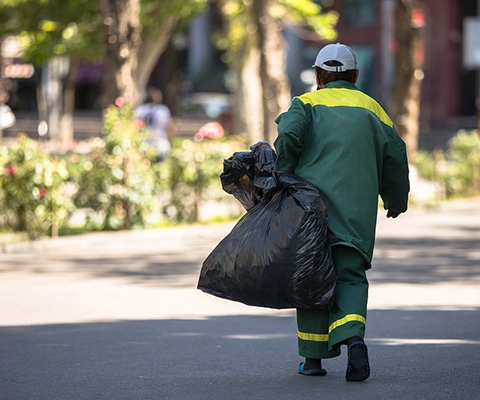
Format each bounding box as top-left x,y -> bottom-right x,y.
0,0 -> 207,102
1,0 -> 337,146
0,0 -> 103,63
216,0 -> 337,63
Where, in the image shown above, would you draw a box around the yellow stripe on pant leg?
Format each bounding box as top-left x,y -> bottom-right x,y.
298,331 -> 329,342
329,314 -> 366,333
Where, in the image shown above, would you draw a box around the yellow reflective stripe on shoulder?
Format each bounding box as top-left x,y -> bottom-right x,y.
298,331 -> 329,342
329,314 -> 366,333
297,89 -> 393,128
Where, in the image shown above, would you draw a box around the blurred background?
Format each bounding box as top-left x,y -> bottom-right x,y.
0,0 -> 479,240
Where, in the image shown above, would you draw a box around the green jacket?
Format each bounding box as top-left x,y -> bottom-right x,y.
274,80 -> 409,266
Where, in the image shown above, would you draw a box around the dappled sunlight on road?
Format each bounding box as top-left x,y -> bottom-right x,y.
369,338 -> 480,345
0,199 -> 479,328
1,310 -> 479,399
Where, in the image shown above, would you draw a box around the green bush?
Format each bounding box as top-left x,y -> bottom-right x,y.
443,130 -> 480,197
413,150 -> 437,181
157,135 -> 248,223
0,103 -> 250,238
0,134 -> 73,239
73,101 -> 158,230
413,129 -> 480,199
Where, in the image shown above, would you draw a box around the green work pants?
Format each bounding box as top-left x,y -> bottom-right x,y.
296,245 -> 369,359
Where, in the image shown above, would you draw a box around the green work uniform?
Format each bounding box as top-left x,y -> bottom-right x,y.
274,80 -> 409,358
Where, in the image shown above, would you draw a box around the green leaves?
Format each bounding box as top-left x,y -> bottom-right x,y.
2,0 -> 104,63
157,135 -> 247,223
73,101 -> 156,230
214,0 -> 338,59
443,130 -> 480,197
276,0 -> 339,40
0,134 -> 74,238
414,130 -> 480,199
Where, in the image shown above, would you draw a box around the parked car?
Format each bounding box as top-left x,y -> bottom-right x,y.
176,93 -> 234,136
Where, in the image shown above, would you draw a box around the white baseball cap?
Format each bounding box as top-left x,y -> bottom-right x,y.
313,43 -> 357,72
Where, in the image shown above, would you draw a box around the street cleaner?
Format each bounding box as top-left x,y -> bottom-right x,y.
274,43 -> 410,381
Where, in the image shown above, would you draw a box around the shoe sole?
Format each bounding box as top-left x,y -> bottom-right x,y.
346,343 -> 370,382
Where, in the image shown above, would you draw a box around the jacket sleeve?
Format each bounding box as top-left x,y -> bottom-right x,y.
274,98 -> 310,173
379,129 -> 410,214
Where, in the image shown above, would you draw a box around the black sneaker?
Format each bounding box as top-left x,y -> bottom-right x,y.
346,341 -> 370,382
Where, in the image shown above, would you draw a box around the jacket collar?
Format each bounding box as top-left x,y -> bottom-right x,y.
324,80 -> 358,90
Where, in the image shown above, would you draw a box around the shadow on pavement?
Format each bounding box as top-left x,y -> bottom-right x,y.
0,252 -> 204,288
371,236 -> 480,284
1,235 -> 478,288
1,310 -> 479,400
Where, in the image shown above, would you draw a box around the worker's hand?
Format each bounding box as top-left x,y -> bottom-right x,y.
386,210 -> 400,218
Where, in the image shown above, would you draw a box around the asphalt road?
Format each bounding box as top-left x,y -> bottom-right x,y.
1,199 -> 479,400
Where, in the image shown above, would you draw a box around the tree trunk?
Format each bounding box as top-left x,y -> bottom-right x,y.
393,0 -> 424,159
251,0 -> 290,144
236,33 -> 263,144
231,0 -> 291,145
134,16 -> 178,102
0,38 -> 5,144
100,0 -> 142,107
59,59 -> 77,152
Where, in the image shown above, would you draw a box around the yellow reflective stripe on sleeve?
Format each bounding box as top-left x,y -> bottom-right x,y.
329,314 -> 366,333
298,88 -> 394,128
298,331 -> 329,342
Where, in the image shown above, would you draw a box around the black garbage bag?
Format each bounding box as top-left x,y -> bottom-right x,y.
197,143 -> 336,309
220,141 -> 278,211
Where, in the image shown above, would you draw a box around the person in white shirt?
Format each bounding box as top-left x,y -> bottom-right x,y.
136,88 -> 176,161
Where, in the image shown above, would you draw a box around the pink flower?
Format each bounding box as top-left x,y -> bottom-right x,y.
4,164 -> 16,176
135,119 -> 145,129
115,97 -> 126,107
194,122 -> 224,141
39,187 -> 47,197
